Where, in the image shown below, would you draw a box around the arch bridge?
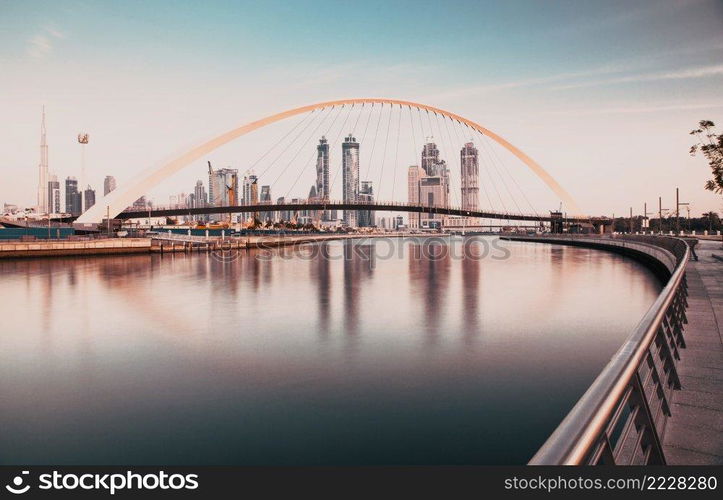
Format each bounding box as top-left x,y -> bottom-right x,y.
77,98 -> 586,224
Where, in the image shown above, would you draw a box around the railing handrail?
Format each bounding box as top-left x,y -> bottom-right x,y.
528,235 -> 690,465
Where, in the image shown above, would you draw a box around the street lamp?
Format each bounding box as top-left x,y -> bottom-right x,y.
675,187 -> 689,235
643,202 -> 654,233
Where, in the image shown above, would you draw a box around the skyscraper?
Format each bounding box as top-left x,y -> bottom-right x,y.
208,165 -> 239,206
188,180 -> 207,222
259,185 -> 272,222
277,196 -> 289,222
193,180 -> 207,208
104,175 -> 117,196
358,181 -> 374,227
316,136 -> 330,220
342,134 -> 359,227
421,141 -> 440,176
409,142 -> 451,230
460,142 -> 479,212
47,175 -> 60,214
242,172 -> 258,205
407,165 -> 423,229
421,140 -> 449,180
84,186 -> 96,212
65,177 -> 81,216
37,106 -> 49,213
419,176 -> 448,228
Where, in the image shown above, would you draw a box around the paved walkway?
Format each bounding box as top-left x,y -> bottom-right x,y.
663,239 -> 723,464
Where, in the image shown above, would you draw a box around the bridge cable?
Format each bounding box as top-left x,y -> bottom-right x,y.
475,129 -> 523,216
320,102 -> 358,197
359,102 -> 375,145
485,133 -> 539,217
416,107 -> 427,143
271,106 -> 337,192
465,124 -> 508,215
362,102 -> 385,183
284,103 -> 354,199
405,105 -> 420,227
441,113 -> 465,210
258,107 -> 327,183
451,117 -> 494,213
425,109 -> 435,143
350,102 -> 365,136
375,102 -> 394,202
328,103 -> 374,198
390,104 -> 402,202
436,112 -> 460,210
408,105 -> 419,166
247,109 -> 316,176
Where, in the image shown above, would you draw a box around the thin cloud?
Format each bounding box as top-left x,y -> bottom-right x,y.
427,64 -> 629,101
26,25 -> 66,59
544,101 -> 723,116
430,40 -> 723,101
44,25 -> 67,40
551,63 -> 723,90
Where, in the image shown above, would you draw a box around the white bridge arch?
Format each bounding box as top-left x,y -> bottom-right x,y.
77,98 -> 580,223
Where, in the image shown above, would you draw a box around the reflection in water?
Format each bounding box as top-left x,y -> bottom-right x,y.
408,240 -> 451,346
312,242 -> 332,338
0,237 -> 661,465
343,240 -> 375,341
461,247 -> 480,345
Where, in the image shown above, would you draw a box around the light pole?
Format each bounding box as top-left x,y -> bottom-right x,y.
675,187 -> 689,235
675,188 -> 679,234
643,202 -> 653,233
658,197 -> 670,234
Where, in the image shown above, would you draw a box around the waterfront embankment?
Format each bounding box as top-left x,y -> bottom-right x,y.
0,232 -> 424,259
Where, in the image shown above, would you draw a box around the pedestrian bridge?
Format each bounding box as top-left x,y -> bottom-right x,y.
116,199 -> 610,226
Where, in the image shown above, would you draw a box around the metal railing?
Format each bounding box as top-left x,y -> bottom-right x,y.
527,235 -> 690,465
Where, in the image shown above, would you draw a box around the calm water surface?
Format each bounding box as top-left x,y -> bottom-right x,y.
0,237 -> 661,464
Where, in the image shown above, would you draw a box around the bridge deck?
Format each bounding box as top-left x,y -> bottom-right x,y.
663,238 -> 723,464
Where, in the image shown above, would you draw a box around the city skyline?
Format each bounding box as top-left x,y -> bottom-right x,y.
1,0 -> 722,217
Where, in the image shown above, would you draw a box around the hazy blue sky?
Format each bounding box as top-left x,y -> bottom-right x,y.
1,0 -> 722,215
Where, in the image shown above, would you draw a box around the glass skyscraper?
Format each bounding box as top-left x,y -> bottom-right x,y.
341,134 -> 359,227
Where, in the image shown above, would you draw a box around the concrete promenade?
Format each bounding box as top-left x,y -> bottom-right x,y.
0,232 -> 422,258
664,239 -> 723,464
0,237 -> 151,258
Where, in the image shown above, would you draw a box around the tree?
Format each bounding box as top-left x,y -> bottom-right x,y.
690,120 -> 723,193
702,211 -> 721,232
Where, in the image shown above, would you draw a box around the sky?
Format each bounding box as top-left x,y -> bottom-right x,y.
1,0 -> 722,217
